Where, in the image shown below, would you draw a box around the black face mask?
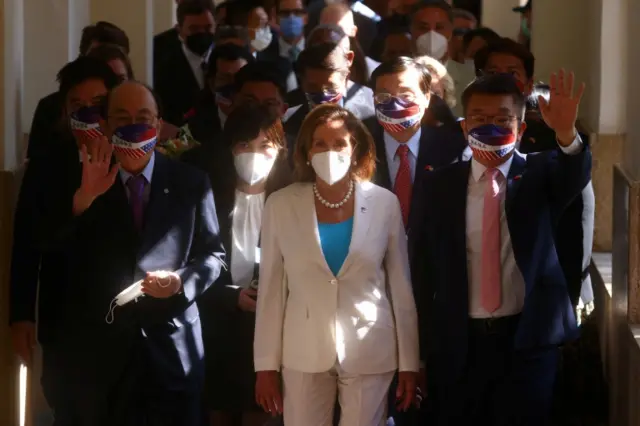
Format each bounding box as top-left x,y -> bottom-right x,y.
186,32 -> 214,56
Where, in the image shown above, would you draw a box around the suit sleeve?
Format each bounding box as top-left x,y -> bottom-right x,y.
9,161 -> 45,323
26,97 -> 56,159
385,195 -> 420,372
253,195 -> 287,372
547,134 -> 592,214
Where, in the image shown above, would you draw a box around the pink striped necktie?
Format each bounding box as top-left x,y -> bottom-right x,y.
481,168 -> 502,313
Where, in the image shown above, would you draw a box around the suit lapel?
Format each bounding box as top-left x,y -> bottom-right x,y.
506,152 -> 527,214
293,184 -> 334,276
372,123 -> 392,190
338,182 -> 372,276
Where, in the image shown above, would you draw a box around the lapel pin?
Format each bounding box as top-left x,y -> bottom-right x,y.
513,175 -> 522,181
424,165 -> 434,171
361,207 -> 367,213
164,188 -> 169,194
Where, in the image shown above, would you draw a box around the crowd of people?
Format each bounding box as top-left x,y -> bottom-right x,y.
9,0 -> 597,425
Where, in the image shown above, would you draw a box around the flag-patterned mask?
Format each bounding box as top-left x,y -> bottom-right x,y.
69,106 -> 104,145
468,124 -> 517,162
305,90 -> 343,108
215,84 -> 235,108
375,97 -> 422,133
111,124 -> 158,159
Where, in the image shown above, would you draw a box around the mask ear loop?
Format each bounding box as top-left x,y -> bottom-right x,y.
105,298 -> 118,325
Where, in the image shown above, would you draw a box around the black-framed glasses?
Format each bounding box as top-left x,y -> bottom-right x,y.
468,115 -> 518,127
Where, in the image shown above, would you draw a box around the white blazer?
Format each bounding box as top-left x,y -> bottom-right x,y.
254,181 -> 419,375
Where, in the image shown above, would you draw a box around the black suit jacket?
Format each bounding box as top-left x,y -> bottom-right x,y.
153,28 -> 181,85
155,48 -> 202,126
10,138 -> 79,344
26,92 -> 65,158
184,90 -> 223,147
39,153 -> 225,392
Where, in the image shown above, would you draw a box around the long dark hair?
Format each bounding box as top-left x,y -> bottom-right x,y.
219,103 -> 292,203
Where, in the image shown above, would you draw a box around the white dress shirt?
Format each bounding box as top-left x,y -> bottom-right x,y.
230,190 -> 265,288
218,106 -> 228,128
181,43 -> 212,90
384,128 -> 421,187
279,37 -> 304,92
466,137 -> 583,318
118,152 -> 155,204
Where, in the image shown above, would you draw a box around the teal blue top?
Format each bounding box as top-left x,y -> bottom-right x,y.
318,217 -> 354,276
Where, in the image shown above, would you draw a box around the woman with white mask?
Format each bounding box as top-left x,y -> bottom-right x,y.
254,104 -> 419,425
194,102 -> 291,426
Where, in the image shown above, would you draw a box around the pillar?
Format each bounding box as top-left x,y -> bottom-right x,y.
480,0 -> 523,40
0,0 -> 24,424
90,0 -> 154,84
154,0 -> 176,36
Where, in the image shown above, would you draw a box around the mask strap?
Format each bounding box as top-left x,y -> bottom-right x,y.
105,298 -> 118,325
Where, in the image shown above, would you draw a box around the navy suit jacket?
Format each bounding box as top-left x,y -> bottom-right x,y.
38,153 -> 226,389
370,122 -> 468,239
409,146 -> 591,384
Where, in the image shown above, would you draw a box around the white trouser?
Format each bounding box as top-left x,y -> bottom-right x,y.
282,362 -> 394,426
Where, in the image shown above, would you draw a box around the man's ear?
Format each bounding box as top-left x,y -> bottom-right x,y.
517,121 -> 527,139
459,118 -> 468,138
345,50 -> 355,66
350,25 -> 358,38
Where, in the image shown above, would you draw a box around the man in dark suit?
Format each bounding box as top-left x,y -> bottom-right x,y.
410,73 -> 589,425
27,21 -> 129,159
38,80 -> 226,426
475,38 -> 595,310
153,0 -> 183,83
368,56 -> 467,426
10,57 -> 122,422
284,42 -> 375,153
154,0 -> 216,126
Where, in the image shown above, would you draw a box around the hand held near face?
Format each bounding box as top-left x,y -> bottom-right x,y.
74,141 -> 120,215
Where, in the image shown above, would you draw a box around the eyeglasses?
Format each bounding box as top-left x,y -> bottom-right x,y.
108,115 -> 158,127
374,92 -> 417,104
468,115 -> 519,127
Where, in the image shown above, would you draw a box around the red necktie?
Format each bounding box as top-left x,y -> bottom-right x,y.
394,144 -> 412,227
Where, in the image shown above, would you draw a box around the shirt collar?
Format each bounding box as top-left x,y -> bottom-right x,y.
181,42 -> 213,64
470,153 -> 514,182
383,127 -> 421,158
279,37 -> 305,58
119,151 -> 156,186
218,106 -> 228,128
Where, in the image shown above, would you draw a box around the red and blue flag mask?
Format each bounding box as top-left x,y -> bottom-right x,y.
305,90 -> 343,108
375,97 -> 422,134
111,124 -> 158,160
69,106 -> 104,145
468,124 -> 517,162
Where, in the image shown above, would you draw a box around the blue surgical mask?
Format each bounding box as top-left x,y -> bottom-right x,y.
279,15 -> 305,39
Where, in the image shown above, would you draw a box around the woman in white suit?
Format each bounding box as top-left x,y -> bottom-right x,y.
254,104 -> 419,425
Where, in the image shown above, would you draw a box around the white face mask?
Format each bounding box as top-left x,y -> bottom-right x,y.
234,152 -> 276,185
416,30 -> 449,60
251,27 -> 273,52
311,151 -> 351,186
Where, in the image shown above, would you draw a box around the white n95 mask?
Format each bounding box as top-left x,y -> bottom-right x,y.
234,152 -> 276,185
251,27 -> 273,52
311,151 -> 351,186
416,31 -> 449,60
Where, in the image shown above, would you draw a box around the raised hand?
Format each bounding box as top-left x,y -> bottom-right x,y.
78,137 -> 119,199
538,69 -> 586,146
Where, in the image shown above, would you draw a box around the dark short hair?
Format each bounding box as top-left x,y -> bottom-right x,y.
79,21 -> 130,55
294,104 -> 376,182
295,42 -> 351,77
233,62 -> 288,99
104,80 -> 164,119
177,0 -> 215,27
461,74 -> 526,119
371,56 -> 432,95
214,25 -> 251,47
412,0 -> 454,22
57,56 -> 121,103
86,44 -> 135,80
307,24 -> 348,48
205,43 -> 255,80
224,1 -> 254,27
474,37 -> 535,80
462,27 -> 500,51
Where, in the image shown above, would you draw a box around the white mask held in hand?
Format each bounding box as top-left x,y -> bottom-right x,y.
234,152 -> 276,185
416,30 -> 448,60
251,27 -> 273,52
311,151 -> 351,186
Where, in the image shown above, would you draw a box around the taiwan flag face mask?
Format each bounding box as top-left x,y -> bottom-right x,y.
467,124 -> 517,162
111,124 -> 158,159
70,105 -> 104,145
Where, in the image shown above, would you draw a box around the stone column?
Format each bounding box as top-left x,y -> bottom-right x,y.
90,0 -> 154,83
154,0 -> 176,36
480,0 -> 523,40
0,0 -> 24,423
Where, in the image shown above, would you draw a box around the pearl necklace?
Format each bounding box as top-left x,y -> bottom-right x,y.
313,180 -> 354,209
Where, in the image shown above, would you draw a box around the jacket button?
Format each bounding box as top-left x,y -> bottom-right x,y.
330,279 -> 338,285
